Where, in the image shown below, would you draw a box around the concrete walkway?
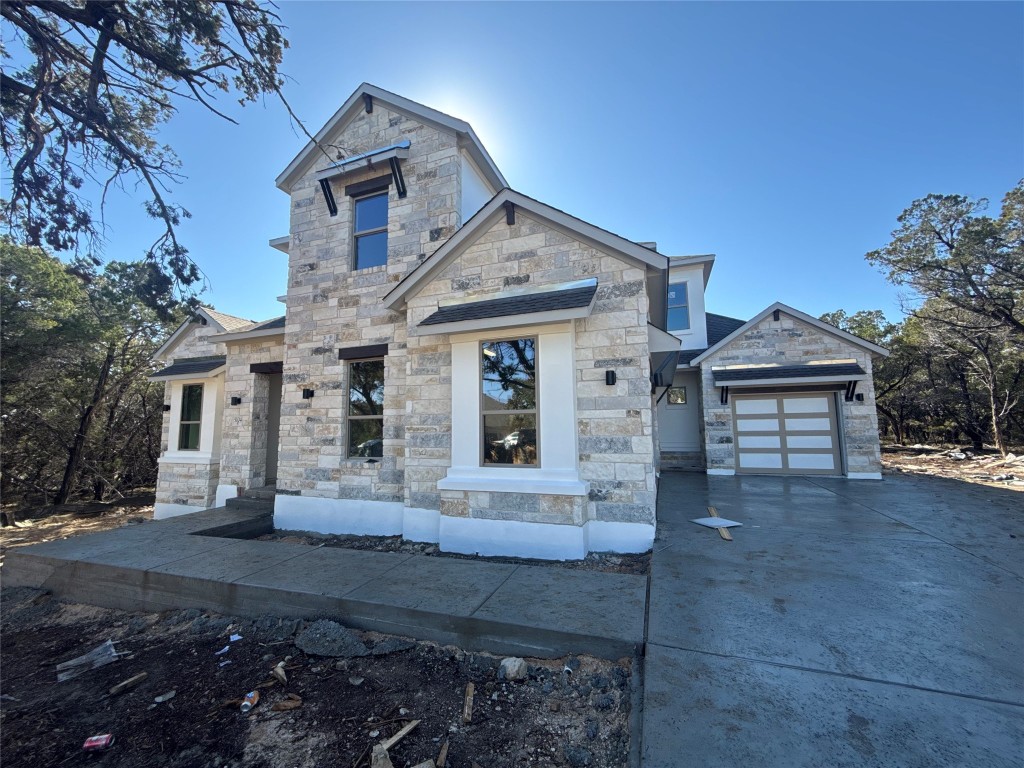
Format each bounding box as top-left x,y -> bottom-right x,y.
2,505 -> 646,661
642,472 -> 1024,767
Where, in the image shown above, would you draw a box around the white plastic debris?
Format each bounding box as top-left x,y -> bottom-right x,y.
214,645 -> 230,656
229,634 -> 243,642
690,517 -> 743,529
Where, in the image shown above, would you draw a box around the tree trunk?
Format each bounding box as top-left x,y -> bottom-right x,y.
54,344 -> 114,505
988,383 -> 1008,457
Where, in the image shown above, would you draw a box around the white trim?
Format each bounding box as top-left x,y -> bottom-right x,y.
847,472 -> 883,480
668,254 -> 716,287
154,502 -> 207,519
403,507 -> 440,543
585,521 -> 656,554
648,323 -> 682,353
159,453 -> 219,466
148,365 -> 226,382
438,470 -> 588,496
383,191 -> 668,309
691,303 -> 889,365
215,484 -> 239,507
274,495 -> 404,536
706,468 -> 736,476
275,83 -> 506,192
269,236 -> 289,253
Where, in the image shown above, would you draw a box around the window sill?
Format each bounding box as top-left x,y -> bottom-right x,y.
438,467 -> 589,496
159,452 -> 219,465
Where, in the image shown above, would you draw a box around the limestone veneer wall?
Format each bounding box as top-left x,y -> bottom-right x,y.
405,211 -> 656,529
277,104 -> 465,505
220,337 -> 286,491
700,313 -> 882,476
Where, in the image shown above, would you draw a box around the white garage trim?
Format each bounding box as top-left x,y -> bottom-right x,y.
732,392 -> 843,476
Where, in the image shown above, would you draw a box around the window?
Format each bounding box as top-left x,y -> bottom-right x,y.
347,359 -> 384,457
667,386 -> 687,405
353,192 -> 388,270
668,282 -> 690,331
481,339 -> 537,466
178,384 -> 203,450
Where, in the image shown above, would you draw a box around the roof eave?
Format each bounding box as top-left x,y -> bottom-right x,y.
148,365 -> 226,382
414,303 -> 594,336
211,327 -> 285,343
713,374 -> 869,387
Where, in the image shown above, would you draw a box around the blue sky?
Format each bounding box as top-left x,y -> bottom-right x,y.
74,1 -> 1023,324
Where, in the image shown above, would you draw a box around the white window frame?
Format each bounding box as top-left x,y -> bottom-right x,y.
160,375 -> 224,465
668,281 -> 690,332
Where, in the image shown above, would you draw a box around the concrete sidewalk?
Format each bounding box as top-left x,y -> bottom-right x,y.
1,505 -> 646,661
641,472 -> 1024,768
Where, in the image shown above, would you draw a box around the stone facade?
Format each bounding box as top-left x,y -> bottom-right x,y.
700,312 -> 882,475
276,103 -> 463,506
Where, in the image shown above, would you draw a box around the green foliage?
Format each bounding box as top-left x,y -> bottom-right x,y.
1,240 -> 186,506
1,0 -> 292,302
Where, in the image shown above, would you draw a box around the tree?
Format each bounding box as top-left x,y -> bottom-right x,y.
1,0 -> 314,301
867,181 -> 1024,338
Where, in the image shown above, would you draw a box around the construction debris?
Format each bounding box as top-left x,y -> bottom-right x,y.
885,446 -> 1024,490
462,682 -> 475,724
271,693 -> 302,711
108,672 -> 147,695
498,657 -> 528,681
56,640 -> 127,682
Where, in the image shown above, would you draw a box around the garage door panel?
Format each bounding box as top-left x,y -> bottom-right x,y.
783,397 -> 830,413
735,399 -> 778,415
733,393 -> 842,476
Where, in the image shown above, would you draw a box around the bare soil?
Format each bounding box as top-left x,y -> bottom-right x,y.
256,530 -> 651,577
882,445 -> 1024,491
0,588 -> 633,768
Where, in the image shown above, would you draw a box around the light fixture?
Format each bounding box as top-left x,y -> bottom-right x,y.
605,370 -> 616,386
230,396 -> 242,406
302,388 -> 315,400
162,404 -> 172,412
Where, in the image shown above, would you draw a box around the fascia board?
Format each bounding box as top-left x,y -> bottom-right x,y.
148,366 -> 226,382
692,303 -> 890,365
413,302 -> 594,337
269,236 -> 289,253
211,327 -> 285,344
153,318 -> 196,360
713,374 -> 869,388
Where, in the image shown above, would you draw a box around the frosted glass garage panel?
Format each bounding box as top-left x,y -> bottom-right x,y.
788,453 -> 835,470
735,399 -> 778,414
787,435 -> 834,449
783,397 -> 830,413
784,418 -> 832,431
738,453 -> 783,469
737,418 -> 779,432
738,435 -> 782,449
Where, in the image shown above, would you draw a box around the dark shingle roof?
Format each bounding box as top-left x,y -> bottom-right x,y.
250,316 -> 285,331
419,283 -> 598,327
678,312 -> 748,365
151,355 -> 226,378
714,363 -> 865,382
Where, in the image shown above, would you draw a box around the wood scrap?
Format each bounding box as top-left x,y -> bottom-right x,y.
708,506 -> 732,541
271,693 -> 302,711
379,719 -> 420,751
109,671 -> 147,695
462,682 -> 475,724
436,739 -> 449,768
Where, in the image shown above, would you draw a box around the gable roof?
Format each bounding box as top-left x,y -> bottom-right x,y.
383,188 -> 669,310
153,307 -> 253,360
276,83 -> 506,193
690,302 -> 890,365
211,315 -> 286,343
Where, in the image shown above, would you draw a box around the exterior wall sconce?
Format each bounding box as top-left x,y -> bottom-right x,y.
162,404 -> 172,412
230,396 -> 242,406
605,370 -> 616,386
302,388 -> 315,400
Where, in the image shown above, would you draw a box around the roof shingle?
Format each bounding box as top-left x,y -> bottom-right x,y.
151,355 -> 226,379
419,283 -> 598,328
714,363 -> 866,382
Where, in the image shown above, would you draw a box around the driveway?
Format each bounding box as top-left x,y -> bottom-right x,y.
642,472 -> 1023,767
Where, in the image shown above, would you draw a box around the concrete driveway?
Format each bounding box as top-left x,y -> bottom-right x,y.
642,472 -> 1023,767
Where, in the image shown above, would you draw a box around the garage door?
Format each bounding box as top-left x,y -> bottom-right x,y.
732,393 -> 842,475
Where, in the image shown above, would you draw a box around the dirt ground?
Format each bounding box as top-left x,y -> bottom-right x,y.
0,588 -> 633,768
882,445 -> 1024,491
256,531 -> 651,576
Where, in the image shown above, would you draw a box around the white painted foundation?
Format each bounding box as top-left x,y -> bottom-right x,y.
846,472 -> 883,480
215,484 -> 239,507
403,507 -> 440,543
154,502 -> 207,519
706,468 -> 735,476
274,495 -> 404,536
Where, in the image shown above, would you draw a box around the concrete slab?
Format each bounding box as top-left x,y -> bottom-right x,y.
642,645 -> 1023,768
75,533 -> 238,570
344,556 -> 518,616
473,565 -> 646,649
236,546 -> 412,596
146,539 -> 314,581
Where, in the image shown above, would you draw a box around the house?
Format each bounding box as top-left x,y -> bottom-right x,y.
150,84 -> 888,560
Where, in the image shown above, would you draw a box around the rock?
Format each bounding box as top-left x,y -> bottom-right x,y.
295,620 -> 370,658
410,761 -> 436,768
370,745 -> 394,768
499,657 -> 528,681
590,674 -> 610,691
592,693 -> 615,710
564,744 -> 593,767
585,718 -> 599,741
368,637 -> 416,656
349,676 -> 364,686
564,656 -> 582,672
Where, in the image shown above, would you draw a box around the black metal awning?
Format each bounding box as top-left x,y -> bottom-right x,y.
418,282 -> 598,329
150,355 -> 226,379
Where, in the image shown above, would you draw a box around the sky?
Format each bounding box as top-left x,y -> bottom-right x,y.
42,1 -> 1024,324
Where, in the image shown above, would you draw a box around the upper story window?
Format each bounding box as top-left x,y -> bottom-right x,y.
347,359 -> 385,457
178,384 -> 203,450
354,192 -> 388,270
668,282 -> 690,331
481,339 -> 537,466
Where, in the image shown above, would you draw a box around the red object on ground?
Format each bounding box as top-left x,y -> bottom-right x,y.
83,734 -> 115,751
